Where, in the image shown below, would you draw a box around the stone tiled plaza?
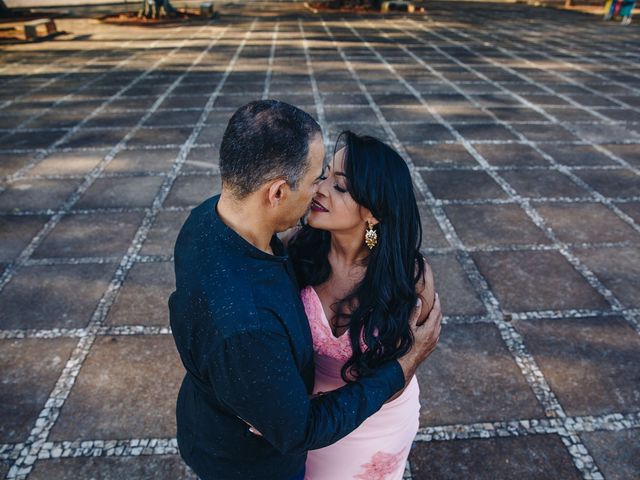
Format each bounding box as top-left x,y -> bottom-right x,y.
1,1 -> 639,478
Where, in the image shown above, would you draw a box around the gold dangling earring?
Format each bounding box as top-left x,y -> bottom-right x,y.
365,221 -> 378,250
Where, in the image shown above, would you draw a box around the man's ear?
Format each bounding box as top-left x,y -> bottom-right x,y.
267,179 -> 289,207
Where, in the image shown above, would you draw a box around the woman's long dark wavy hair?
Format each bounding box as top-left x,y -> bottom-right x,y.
288,131 -> 425,382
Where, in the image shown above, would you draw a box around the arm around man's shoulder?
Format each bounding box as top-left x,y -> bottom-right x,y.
415,257 -> 436,326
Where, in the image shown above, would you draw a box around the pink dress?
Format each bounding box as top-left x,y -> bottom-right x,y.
301,286 -> 420,480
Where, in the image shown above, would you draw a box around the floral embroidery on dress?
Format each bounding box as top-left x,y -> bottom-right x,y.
353,448 -> 408,480
301,286 -> 353,362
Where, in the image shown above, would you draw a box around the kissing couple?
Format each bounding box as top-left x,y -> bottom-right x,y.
169,100 -> 442,480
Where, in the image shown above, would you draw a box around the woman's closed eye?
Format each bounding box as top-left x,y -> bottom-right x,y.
333,184 -> 347,193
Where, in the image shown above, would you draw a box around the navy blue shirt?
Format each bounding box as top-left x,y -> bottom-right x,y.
169,195 -> 405,480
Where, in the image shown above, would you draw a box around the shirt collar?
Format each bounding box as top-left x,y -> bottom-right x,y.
208,195 -> 288,263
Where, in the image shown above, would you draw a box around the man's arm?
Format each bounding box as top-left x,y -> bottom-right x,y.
208,320 -> 404,456
208,295 -> 442,455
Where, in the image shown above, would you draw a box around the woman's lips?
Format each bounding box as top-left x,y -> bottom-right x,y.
310,199 -> 329,212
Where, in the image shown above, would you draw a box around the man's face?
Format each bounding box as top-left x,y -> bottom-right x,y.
278,133 -> 326,230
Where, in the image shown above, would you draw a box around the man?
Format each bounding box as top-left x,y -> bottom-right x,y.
169,100 -> 442,480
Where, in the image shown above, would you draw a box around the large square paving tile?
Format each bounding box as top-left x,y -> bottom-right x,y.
379,105 -> 434,122
165,175 -> 221,207
324,105 -> 377,123
182,146 -> 219,173
574,168 -> 640,199
0,338 -> 76,443
514,123 -> 580,142
74,176 -> 165,209
454,123 -> 519,141
445,204 -> 549,248
127,127 -> 193,148
421,170 -> 508,200
473,143 -> 548,166
195,124 -> 225,145
410,434 -> 581,480
405,143 -> 477,167
540,144 -> 616,167
393,123 -> 456,143
59,128 -> 129,149
472,250 -> 608,312
28,150 -> 107,177
0,153 -> 32,177
500,169 -> 589,198
0,215 -> 48,262
145,109 -> 202,127
0,263 -> 117,330
0,130 -> 67,150
536,202 -> 639,244
33,212 -> 144,258
29,455 -> 197,480
515,316 -> 640,416
107,262 -> 174,327
141,210 -> 190,256
0,179 -> 79,212
581,429 -> 640,480
104,148 -> 179,174
49,335 -> 184,441
427,253 -> 486,316
602,144 -> 640,167
574,246 -> 640,308
615,201 -> 640,224
417,323 -> 543,426
418,205 -> 450,250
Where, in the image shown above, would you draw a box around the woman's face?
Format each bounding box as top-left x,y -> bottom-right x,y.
307,147 -> 372,234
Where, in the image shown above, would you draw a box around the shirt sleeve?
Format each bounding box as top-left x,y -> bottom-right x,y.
206,320 -> 405,455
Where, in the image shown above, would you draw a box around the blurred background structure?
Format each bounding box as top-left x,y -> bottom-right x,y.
0,1 -> 639,479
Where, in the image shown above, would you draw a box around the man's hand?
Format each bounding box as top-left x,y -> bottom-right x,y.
398,293 -> 442,384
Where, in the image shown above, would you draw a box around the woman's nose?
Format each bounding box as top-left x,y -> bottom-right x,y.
316,177 -> 329,196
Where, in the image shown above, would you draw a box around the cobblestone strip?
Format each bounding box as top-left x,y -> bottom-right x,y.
0,325 -> 174,341
0,23 -> 225,296
2,27 -> 192,183
413,21 -> 640,177
415,411 -> 640,442
262,21 -> 279,99
35,438 -> 179,460
298,19 -> 329,148
4,136 -> 635,156
339,17 -> 605,479
4,21 -> 248,480
1,411 -> 636,467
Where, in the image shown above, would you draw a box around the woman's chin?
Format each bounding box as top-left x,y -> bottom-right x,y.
307,213 -> 327,230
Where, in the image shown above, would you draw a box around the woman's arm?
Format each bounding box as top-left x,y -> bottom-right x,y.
385,258 -> 436,403
415,258 -> 436,326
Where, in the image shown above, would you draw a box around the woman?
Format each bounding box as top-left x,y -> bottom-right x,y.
287,131 -> 436,480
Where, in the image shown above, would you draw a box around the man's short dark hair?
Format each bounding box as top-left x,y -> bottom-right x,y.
219,100 -> 322,199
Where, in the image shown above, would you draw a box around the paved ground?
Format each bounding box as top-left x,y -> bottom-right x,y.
1,1 -> 639,479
